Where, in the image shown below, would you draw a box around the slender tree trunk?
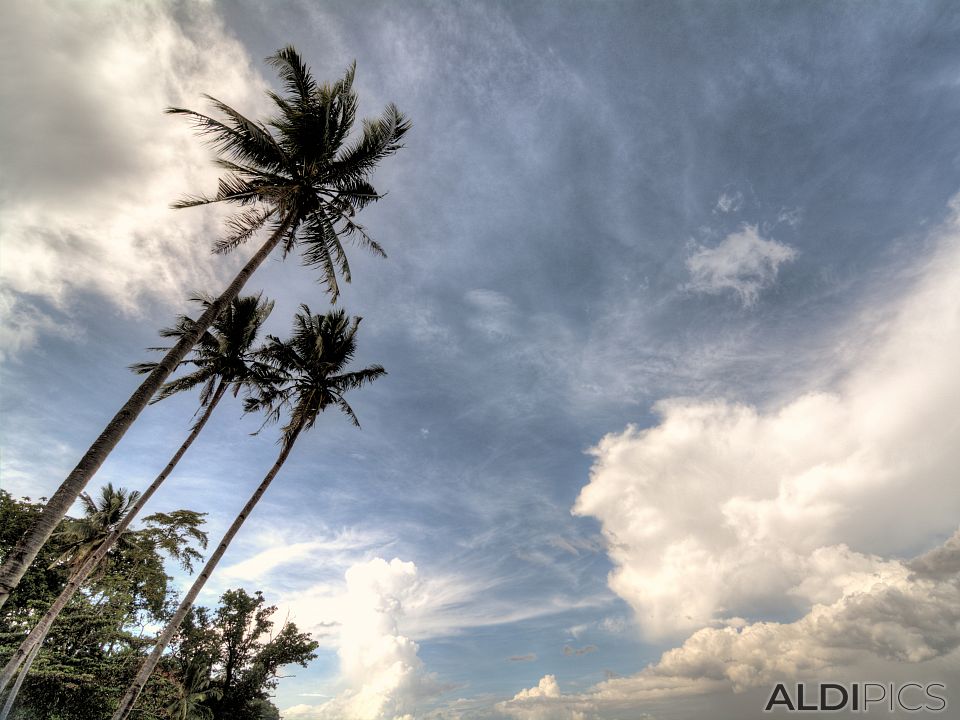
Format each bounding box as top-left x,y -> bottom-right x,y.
0,626 -> 42,720
0,381 -> 229,694
0,639 -> 39,720
111,422 -> 305,720
0,221 -> 291,608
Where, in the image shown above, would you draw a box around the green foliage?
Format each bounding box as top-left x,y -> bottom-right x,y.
49,484 -> 140,575
131,294 -> 275,408
138,510 -> 209,574
0,492 -> 70,619
245,306 -> 386,442
1,493 -> 315,719
0,490 -> 206,719
170,589 -> 317,720
164,658 -> 221,720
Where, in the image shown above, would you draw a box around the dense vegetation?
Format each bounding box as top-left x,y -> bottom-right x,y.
0,491 -> 316,719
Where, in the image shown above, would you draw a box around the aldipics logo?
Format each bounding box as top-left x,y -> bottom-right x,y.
763,683 -> 948,713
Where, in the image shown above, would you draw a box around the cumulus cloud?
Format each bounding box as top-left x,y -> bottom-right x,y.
685,225 -> 797,305
282,558 -> 441,720
501,198 -> 960,717
575,202 -> 960,639
498,673 -> 660,720
498,676 -> 589,720
0,0 -> 266,353
497,532 -> 960,719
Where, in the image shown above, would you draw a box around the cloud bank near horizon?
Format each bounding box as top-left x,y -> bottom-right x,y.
499,531 -> 960,719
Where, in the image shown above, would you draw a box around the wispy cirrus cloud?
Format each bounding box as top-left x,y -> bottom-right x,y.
685,225 -> 797,306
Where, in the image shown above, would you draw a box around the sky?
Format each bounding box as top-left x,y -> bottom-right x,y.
1,1 -> 960,718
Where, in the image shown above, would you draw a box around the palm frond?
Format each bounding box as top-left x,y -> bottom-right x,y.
202,94 -> 289,169
332,103 -> 411,183
336,365 -> 387,391
165,105 -> 285,172
299,215 -> 342,300
266,46 -> 318,106
334,397 -> 361,427
215,207 -> 276,254
171,47 -> 407,302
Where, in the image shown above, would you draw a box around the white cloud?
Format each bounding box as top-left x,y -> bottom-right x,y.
0,291 -> 77,361
776,206 -> 802,227
685,225 -> 797,305
495,197 -> 960,720
281,558 -> 442,720
575,203 -> 960,640
218,527 -> 388,582
715,190 -> 744,214
496,533 -> 960,719
498,673 -> 657,720
276,556 -> 609,651
0,0 -> 267,353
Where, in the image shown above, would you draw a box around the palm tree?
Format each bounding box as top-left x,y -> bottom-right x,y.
166,659 -> 222,720
112,306 -> 385,720
0,46 -> 410,606
50,485 -> 141,580
0,295 -> 271,696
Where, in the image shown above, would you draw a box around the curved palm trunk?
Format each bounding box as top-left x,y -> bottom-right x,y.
0,381 -> 228,696
111,422 -> 305,720
0,640 -> 40,720
0,221 -> 291,608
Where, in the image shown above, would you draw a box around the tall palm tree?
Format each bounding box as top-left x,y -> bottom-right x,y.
112,307 -> 385,720
0,46 -> 410,606
0,295 -> 271,696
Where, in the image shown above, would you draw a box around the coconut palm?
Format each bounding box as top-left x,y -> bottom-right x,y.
0,295 -> 270,697
50,484 -> 141,580
0,46 -> 409,606
112,307 -> 385,720
166,659 -> 222,720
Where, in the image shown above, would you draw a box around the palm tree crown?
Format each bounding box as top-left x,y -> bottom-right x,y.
168,46 -> 411,300
166,659 -> 221,720
245,306 -> 386,443
51,484 -> 140,577
132,293 -> 275,407
110,307 -> 383,719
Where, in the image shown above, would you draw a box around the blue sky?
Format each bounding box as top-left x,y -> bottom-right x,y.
2,1 -> 960,718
